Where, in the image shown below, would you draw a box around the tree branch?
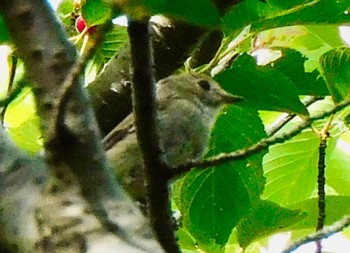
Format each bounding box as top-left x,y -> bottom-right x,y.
266,96 -> 323,136
0,80 -> 29,111
314,117 -> 333,252
282,215 -> 350,253
1,0 -> 119,209
53,22 -> 111,142
88,21 -> 207,135
173,97 -> 350,176
0,126 -> 48,252
0,1 -> 163,251
0,53 -> 17,124
88,0 -> 243,135
127,19 -> 180,253
315,134 -> 327,253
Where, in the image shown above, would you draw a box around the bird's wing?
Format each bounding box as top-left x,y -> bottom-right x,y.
102,114 -> 136,150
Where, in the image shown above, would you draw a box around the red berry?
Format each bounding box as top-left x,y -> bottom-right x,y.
75,16 -> 97,34
75,16 -> 86,33
87,25 -> 97,34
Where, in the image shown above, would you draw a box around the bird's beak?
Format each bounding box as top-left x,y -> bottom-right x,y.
222,94 -> 244,104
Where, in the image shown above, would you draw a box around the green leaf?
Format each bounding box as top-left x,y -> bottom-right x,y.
319,47 -> 350,103
7,117 -> 42,155
267,0 -> 315,10
0,14 -> 10,43
327,136 -> 350,195
145,0 -> 221,26
4,87 -> 42,155
82,0 -> 112,27
344,113 -> 350,128
262,128 -> 318,205
56,0 -> 77,37
235,200 -> 306,249
216,54 -> 308,115
4,87 -> 37,128
175,105 -> 266,250
223,0 -> 281,34
262,126 -> 339,205
177,227 -> 200,252
91,25 -> 128,72
256,0 -> 350,31
255,25 -> 347,72
223,0 -> 350,35
287,196 -> 350,230
265,48 -> 329,96
305,25 -> 346,49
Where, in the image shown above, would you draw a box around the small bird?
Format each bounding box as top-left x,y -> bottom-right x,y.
103,72 -> 242,203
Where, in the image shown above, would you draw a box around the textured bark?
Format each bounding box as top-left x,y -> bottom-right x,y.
0,0 -> 162,252
0,0 -> 243,251
87,0 -> 243,136
88,21 -> 206,135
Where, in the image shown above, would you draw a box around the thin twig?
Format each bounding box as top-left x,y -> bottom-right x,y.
282,215 -> 350,253
314,116 -> 333,253
52,22 -> 111,139
127,19 -> 180,253
266,96 -> 323,136
0,80 -> 29,114
47,21 -> 136,241
173,97 -> 350,176
316,135 -> 327,253
1,54 -> 18,124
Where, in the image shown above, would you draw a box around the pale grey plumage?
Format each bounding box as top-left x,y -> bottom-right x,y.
103,72 -> 242,202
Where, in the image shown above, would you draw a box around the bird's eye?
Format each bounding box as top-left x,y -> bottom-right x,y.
197,80 -> 211,91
